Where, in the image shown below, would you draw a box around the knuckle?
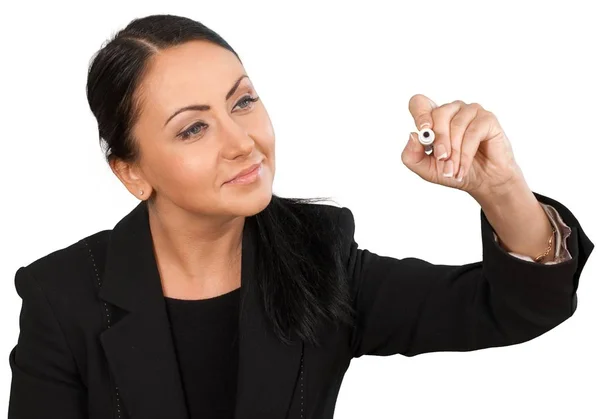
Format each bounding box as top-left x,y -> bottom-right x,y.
470,116 -> 486,129
417,113 -> 431,122
401,150 -> 409,165
450,116 -> 467,130
467,103 -> 480,112
472,102 -> 488,113
479,108 -> 493,119
479,112 -> 495,125
431,106 -> 444,118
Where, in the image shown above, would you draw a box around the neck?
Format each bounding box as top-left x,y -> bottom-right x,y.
146,200 -> 244,291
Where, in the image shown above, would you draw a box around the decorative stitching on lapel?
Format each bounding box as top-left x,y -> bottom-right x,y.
83,238 -> 123,419
300,350 -> 304,418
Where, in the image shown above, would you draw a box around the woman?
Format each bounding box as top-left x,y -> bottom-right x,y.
7,13 -> 594,419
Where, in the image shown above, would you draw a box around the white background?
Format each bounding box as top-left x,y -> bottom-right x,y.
1,1 -> 598,418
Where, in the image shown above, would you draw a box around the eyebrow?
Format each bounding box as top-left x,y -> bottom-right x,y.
163,74 -> 249,127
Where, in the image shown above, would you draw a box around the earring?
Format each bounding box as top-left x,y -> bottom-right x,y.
139,190 -> 144,196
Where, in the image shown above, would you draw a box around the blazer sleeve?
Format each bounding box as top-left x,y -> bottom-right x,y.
341,191 -> 595,359
8,266 -> 87,418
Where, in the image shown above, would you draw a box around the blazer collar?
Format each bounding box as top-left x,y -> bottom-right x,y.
98,201 -> 303,419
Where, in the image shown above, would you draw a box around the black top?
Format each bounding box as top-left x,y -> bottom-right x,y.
164,287 -> 241,419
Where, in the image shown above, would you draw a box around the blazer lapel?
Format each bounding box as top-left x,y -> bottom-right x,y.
98,201 -> 188,419
98,201 -> 302,419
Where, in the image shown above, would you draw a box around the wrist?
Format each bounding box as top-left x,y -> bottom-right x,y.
470,174 -> 528,210
471,176 -> 555,260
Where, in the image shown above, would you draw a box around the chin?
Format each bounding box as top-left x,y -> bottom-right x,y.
224,181 -> 273,217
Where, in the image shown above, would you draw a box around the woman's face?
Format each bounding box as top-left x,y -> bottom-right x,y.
119,40 -> 275,217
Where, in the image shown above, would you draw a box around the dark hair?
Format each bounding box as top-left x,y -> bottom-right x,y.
86,14 -> 356,347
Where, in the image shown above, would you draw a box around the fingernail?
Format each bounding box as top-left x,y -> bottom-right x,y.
408,132 -> 417,149
456,167 -> 464,182
443,160 -> 454,177
435,144 -> 447,160
419,122 -> 431,130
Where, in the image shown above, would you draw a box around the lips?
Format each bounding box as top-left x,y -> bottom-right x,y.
226,161 -> 262,183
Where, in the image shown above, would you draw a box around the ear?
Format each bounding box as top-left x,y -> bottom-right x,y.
109,157 -> 152,199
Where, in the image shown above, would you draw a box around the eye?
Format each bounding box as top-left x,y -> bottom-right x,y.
178,122 -> 207,141
176,96 -> 260,141
235,95 -> 259,111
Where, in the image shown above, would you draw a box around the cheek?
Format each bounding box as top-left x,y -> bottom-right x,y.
261,116 -> 276,175
256,111 -> 276,154
264,113 -> 275,143
178,154 -> 214,183
157,150 -> 215,190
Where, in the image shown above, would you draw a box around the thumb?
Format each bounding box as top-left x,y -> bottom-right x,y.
401,132 -> 432,180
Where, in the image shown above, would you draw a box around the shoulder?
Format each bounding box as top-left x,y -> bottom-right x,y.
287,198 -> 356,243
269,195 -> 352,230
15,229 -> 112,315
266,196 -> 356,257
23,230 -> 111,285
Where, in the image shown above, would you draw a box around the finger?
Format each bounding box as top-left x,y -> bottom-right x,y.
408,94 -> 438,131
457,113 -> 493,182
430,101 -> 463,169
448,103 -> 479,179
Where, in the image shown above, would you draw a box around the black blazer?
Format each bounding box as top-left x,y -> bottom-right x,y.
8,191 -> 594,419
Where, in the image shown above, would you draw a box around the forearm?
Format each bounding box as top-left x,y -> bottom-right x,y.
472,178 -> 555,263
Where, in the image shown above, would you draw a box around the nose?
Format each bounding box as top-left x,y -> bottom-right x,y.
220,116 -> 255,158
